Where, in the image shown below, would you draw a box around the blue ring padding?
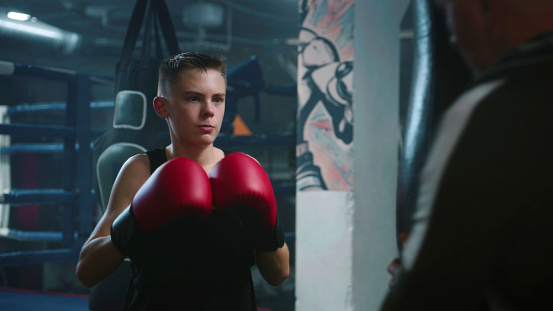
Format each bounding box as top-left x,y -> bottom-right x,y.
0,132 -> 292,155
1,143 -> 65,154
7,100 -> 114,116
1,189 -> 77,204
0,229 -> 77,243
9,61 -> 111,85
0,125 -> 104,140
0,124 -> 75,138
0,231 -> 295,254
0,249 -> 80,267
0,142 -> 104,155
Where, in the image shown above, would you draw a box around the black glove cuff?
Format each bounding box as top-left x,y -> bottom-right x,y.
273,215 -> 285,249
110,205 -> 143,258
253,214 -> 285,252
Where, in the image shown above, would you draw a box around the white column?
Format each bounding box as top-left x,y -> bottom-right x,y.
295,0 -> 410,310
296,191 -> 354,310
352,0 -> 410,310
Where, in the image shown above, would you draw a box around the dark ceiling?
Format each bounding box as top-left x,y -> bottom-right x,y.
0,0 -> 299,76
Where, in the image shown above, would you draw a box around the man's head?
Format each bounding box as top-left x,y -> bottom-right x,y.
158,52 -> 227,98
435,0 -> 553,74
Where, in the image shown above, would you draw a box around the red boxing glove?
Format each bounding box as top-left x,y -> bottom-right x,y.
111,157 -> 212,256
210,153 -> 284,251
133,157 -> 212,231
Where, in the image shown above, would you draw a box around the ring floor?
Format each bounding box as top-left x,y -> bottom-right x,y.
0,287 -> 278,310
0,287 -> 89,310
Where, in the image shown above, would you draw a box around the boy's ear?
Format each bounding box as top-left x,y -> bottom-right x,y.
153,96 -> 168,118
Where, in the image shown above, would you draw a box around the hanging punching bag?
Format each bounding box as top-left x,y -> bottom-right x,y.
92,0 -> 180,211
396,0 -> 472,247
113,0 -> 180,133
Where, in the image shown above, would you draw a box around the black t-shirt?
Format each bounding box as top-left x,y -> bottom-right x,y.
123,148 -> 257,310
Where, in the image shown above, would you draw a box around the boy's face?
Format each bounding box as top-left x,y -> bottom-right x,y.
163,68 -> 226,147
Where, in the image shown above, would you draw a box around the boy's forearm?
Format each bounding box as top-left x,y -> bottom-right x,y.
256,243 -> 290,286
76,235 -> 125,288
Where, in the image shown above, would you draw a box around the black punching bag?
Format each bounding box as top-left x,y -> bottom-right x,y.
92,0 -> 180,211
396,0 -> 472,246
113,0 -> 180,133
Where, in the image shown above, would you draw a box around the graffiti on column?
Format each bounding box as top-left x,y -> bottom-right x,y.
297,0 -> 355,191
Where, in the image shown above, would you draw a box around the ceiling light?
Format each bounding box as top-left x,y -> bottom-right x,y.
7,11 -> 31,21
183,2 -> 224,28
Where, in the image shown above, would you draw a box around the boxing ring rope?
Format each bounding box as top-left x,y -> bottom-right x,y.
7,101 -> 114,115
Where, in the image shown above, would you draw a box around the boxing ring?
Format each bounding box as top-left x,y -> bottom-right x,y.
0,60 -> 109,266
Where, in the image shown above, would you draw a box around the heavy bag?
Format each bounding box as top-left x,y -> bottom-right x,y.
114,0 -> 180,132
396,0 -> 472,248
92,0 -> 180,212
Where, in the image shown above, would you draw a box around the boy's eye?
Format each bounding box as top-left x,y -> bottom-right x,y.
214,97 -> 224,104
